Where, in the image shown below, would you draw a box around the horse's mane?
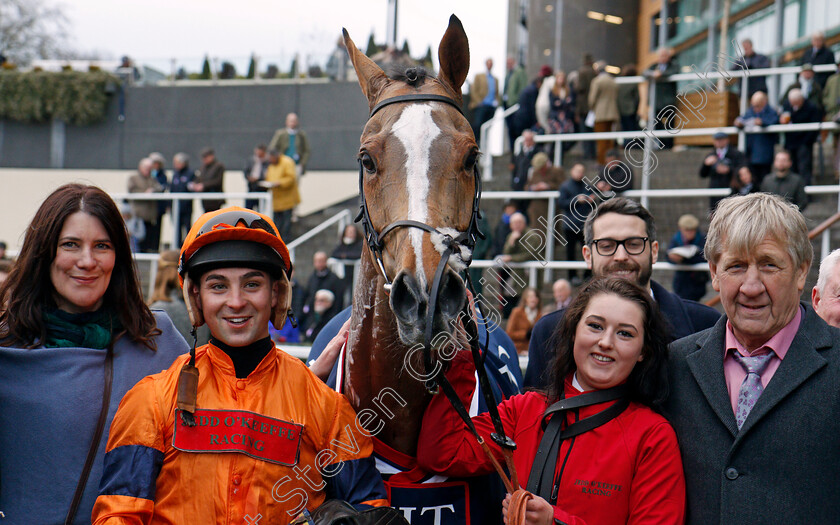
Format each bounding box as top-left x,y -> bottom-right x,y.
388,66 -> 435,87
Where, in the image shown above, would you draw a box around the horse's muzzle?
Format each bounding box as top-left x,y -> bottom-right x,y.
389,269 -> 467,346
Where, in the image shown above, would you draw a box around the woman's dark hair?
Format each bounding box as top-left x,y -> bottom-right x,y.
546,277 -> 670,409
0,184 -> 160,348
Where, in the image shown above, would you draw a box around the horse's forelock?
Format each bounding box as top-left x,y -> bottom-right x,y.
387,66 -> 434,87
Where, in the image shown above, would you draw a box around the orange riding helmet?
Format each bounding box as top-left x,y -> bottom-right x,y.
178,206 -> 294,330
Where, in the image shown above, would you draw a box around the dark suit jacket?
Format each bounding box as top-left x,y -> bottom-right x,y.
523,280 -> 720,388
699,146 -> 745,189
801,45 -> 836,87
665,304 -> 840,524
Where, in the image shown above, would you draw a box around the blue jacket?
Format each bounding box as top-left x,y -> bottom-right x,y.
524,280 -> 720,388
741,104 -> 779,165
0,312 -> 188,524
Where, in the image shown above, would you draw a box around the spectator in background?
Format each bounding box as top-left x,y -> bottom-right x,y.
302,251 -> 344,326
303,290 -> 338,343
149,152 -> 169,250
732,165 -> 759,195
493,201 -> 519,257
243,144 -> 269,210
546,70 -> 576,149
781,64 -> 823,112
330,224 -> 364,305
575,54 -> 597,159
667,214 -> 709,302
525,152 -> 564,232
589,60 -> 619,165
127,157 -> 164,253
618,64 -> 641,132
325,36 -> 349,81
120,202 -> 145,252
602,148 -> 633,193
148,250 -> 209,346
511,130 -> 543,217
781,88 -> 822,185
645,47 -> 679,149
558,163 -> 594,283
700,131 -> 745,211
469,58 -> 500,140
169,152 -> 194,247
263,148 -> 300,240
505,287 -> 542,355
499,212 -> 536,318
761,150 -> 808,210
270,112 -> 310,175
812,248 -> 840,328
735,91 -> 779,183
0,241 -> 8,260
0,259 -> 11,286
503,56 -> 528,151
801,31 -> 836,88
551,278 -> 572,311
512,69 -> 549,140
733,39 -> 770,96
822,64 -> 840,178
190,148 -> 225,212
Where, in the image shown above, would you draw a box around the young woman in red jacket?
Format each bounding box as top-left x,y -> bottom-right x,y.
417,277 -> 685,525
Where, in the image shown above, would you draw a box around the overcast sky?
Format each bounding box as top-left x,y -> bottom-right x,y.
64,0 -> 508,81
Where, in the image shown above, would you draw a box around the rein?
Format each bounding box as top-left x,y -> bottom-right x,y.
354,91 -> 523,509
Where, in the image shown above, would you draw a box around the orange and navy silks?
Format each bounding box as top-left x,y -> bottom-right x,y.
92,343 -> 387,524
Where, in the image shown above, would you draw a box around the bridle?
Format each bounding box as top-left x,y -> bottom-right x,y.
352,89 -> 521,494
354,93 -> 483,293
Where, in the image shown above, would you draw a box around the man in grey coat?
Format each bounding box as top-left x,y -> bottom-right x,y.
665,192 -> 840,523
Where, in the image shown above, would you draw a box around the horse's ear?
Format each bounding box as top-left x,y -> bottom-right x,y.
437,14 -> 470,102
343,28 -> 389,106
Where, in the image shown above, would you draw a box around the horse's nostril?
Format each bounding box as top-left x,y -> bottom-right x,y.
437,271 -> 467,321
390,272 -> 426,324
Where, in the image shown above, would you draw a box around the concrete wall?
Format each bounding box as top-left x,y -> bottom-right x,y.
0,81 -> 370,171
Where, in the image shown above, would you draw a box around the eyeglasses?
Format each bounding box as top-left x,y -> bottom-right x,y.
590,237 -> 649,256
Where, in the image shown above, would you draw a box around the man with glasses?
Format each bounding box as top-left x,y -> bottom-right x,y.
524,197 -> 720,387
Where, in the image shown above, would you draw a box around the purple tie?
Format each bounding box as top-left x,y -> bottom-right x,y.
731,352 -> 774,429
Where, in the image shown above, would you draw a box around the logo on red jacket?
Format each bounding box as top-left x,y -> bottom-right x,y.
174,408 -> 302,465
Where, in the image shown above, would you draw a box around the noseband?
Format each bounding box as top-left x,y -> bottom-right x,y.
354,93 -> 484,292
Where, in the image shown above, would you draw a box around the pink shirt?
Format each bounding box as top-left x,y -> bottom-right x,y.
723,306 -> 803,415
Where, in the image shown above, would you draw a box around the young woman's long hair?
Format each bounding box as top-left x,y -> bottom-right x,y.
148,250 -> 180,304
0,184 -> 160,348
547,277 -> 671,409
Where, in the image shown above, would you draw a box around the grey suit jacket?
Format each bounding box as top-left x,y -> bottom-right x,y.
665,303 -> 840,524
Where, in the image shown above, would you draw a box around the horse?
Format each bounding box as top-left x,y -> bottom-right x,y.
341,15 -> 480,459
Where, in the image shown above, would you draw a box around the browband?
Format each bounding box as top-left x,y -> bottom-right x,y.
369,94 -> 464,119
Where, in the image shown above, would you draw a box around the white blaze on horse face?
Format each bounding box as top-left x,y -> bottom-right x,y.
392,103 -> 441,289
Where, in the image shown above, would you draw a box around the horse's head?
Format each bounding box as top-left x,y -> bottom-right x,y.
344,15 -> 476,348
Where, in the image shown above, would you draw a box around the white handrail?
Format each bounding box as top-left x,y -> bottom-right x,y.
285,209 -> 352,264
479,103 -> 520,180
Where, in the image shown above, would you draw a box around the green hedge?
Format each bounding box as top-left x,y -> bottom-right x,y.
0,70 -> 117,126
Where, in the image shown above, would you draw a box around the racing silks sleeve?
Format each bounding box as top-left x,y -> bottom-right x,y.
320,392 -> 388,510
92,376 -> 165,524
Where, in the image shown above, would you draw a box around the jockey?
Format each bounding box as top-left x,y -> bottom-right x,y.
92,207 -> 388,523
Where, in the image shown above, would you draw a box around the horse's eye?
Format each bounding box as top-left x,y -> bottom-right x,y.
360,152 -> 377,174
464,150 -> 478,171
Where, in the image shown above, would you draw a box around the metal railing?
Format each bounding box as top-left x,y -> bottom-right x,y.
285,209 -> 353,264
479,103 -> 519,179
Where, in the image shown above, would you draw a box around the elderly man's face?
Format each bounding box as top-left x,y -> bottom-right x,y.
813,262 -> 840,328
523,132 -> 535,148
801,69 -> 814,81
510,214 -> 526,233
711,238 -> 807,350
583,213 -> 658,289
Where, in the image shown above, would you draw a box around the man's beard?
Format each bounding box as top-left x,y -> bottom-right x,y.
599,256 -> 652,289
